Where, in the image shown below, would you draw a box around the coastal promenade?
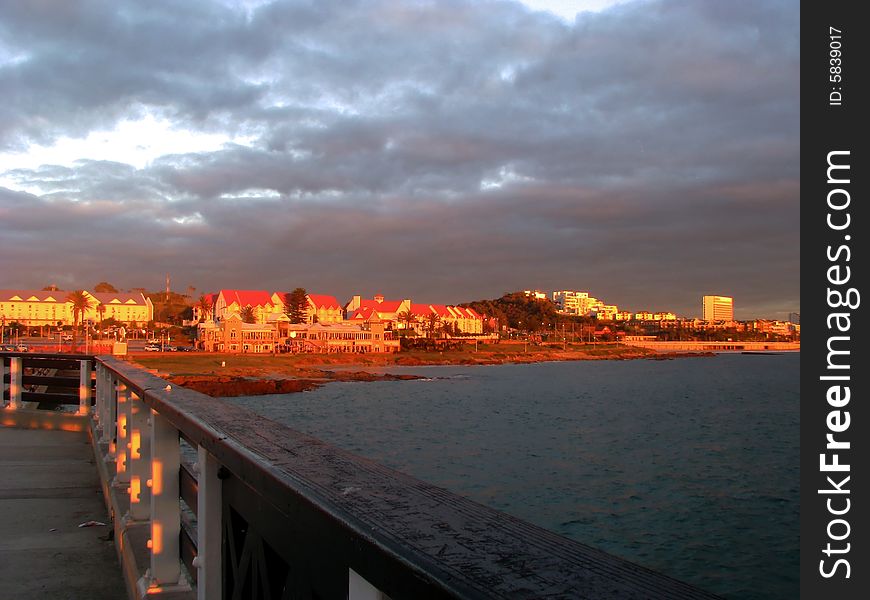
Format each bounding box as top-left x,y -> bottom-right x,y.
3,350 -> 725,599
622,340 -> 800,352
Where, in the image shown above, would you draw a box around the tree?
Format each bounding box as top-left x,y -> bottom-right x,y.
96,303 -> 106,337
397,309 -> 417,336
240,305 -> 257,324
94,281 -> 119,293
283,288 -> 308,324
196,294 -> 213,322
66,290 -> 95,351
425,313 -> 441,339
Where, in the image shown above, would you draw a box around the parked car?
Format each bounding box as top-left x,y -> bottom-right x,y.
62,334 -> 74,341
144,343 -> 161,352
163,344 -> 178,352
177,345 -> 195,352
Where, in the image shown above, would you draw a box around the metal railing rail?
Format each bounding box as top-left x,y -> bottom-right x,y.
3,351 -> 723,600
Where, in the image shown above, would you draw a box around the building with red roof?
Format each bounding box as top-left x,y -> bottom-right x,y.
397,303 -> 485,336
213,290 -> 275,323
344,294 -> 411,328
271,292 -> 344,324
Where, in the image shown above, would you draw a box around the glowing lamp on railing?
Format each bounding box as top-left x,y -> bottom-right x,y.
151,460 -> 163,495
150,522 -> 163,555
130,477 -> 141,504
131,431 -> 141,459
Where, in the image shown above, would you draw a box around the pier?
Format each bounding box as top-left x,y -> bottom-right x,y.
3,350 -> 724,599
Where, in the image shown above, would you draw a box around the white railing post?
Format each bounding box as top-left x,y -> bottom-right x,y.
79,359 -> 92,415
8,357 -> 23,409
114,381 -> 130,485
127,391 -> 151,521
94,364 -> 108,439
101,365 -> 112,439
105,369 -> 117,449
146,410 -> 182,586
195,447 -> 222,600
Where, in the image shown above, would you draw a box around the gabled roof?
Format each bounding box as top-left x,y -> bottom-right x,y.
409,304 -> 434,317
0,290 -> 68,303
348,307 -> 377,320
91,292 -> 148,306
357,298 -> 403,313
429,304 -> 453,318
307,294 -> 342,310
219,290 -> 273,308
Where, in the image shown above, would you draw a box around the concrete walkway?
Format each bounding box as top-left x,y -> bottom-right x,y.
0,425 -> 128,599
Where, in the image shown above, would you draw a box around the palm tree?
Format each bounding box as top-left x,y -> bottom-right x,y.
425,313 -> 441,339
66,290 -> 95,352
196,294 -> 213,322
396,310 -> 416,336
96,303 -> 106,338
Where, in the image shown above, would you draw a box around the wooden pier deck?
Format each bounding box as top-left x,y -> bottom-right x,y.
0,425 -> 127,599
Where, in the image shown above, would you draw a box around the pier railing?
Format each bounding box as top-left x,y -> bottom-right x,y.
3,351 -> 723,600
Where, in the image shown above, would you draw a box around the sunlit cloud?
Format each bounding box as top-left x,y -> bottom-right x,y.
515,0 -> 643,21
0,0 -> 798,318
0,112 -> 246,174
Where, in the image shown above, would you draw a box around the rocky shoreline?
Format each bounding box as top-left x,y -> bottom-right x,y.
143,346 -> 715,397
168,370 -> 424,397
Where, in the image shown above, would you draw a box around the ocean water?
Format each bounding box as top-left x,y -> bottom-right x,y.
227,353 -> 799,599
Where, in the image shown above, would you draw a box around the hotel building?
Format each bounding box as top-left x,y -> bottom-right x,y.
0,289 -> 153,328
702,295 -> 734,322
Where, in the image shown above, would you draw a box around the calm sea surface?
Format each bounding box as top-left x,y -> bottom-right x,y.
227,352 -> 799,599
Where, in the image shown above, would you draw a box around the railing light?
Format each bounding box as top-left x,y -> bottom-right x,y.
131,477 -> 141,504
151,461 -> 163,495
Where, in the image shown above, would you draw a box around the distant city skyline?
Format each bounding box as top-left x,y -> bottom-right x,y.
2,280 -> 790,323
0,1 -> 799,320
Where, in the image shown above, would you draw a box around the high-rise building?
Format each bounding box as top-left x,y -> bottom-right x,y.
702,295 -> 734,322
552,290 -> 605,316
788,312 -> 800,324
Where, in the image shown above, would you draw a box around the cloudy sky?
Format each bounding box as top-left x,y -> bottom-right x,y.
0,0 -> 799,319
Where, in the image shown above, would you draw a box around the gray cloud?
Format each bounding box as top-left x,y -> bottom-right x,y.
0,0 -> 798,318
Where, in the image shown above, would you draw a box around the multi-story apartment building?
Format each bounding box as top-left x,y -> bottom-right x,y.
284,318 -> 399,354
592,304 -> 619,320
198,313 -> 399,353
552,290 -> 604,316
197,313 -> 279,353
89,292 -> 155,325
552,290 -> 587,313
0,289 -> 153,328
702,295 -> 734,322
0,290 -> 71,327
213,290 -> 275,323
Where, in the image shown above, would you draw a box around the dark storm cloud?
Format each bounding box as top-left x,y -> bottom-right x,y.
0,0 -> 798,318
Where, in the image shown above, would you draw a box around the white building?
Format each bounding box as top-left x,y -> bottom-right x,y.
702,295 -> 734,322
